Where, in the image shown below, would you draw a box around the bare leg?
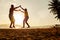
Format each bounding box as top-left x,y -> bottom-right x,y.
26,21 -> 30,28
10,22 -> 12,28
25,17 -> 30,28
13,21 -> 15,28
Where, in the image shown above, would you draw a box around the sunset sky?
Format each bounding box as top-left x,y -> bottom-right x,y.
0,0 -> 60,27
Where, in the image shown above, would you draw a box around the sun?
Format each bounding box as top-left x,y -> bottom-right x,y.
13,12 -> 24,25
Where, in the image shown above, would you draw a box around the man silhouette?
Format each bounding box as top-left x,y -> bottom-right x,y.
9,4 -> 20,28
19,5 -> 30,28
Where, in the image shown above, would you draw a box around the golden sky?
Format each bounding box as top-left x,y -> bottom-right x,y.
0,0 -> 60,26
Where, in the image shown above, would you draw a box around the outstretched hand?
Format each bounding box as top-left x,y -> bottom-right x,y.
19,5 -> 24,10
19,5 -> 21,7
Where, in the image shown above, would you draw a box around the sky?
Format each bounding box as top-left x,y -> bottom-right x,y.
0,0 -> 60,27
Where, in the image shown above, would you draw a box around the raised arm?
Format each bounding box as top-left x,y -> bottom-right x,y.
14,5 -> 20,9
19,9 -> 24,13
14,9 -> 20,11
20,5 -> 24,10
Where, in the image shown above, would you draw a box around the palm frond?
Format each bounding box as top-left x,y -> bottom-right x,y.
48,0 -> 60,20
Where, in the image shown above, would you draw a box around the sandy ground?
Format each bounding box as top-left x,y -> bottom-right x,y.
0,27 -> 60,40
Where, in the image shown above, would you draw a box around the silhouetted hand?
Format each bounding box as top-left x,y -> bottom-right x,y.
19,5 -> 21,7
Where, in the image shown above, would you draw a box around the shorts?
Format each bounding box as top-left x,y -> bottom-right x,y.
9,15 -> 15,23
24,16 -> 29,22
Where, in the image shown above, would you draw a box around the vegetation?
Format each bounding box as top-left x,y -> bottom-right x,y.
48,0 -> 60,20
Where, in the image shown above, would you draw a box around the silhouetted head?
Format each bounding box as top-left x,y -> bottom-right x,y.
11,4 -> 14,8
24,8 -> 27,11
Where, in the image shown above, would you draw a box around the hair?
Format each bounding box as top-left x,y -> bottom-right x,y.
11,4 -> 14,8
24,8 -> 27,11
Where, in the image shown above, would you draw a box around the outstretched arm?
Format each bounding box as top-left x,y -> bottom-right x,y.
14,5 -> 20,9
19,9 -> 24,13
14,9 -> 20,11
15,9 -> 24,13
20,5 -> 24,10
20,10 -> 24,13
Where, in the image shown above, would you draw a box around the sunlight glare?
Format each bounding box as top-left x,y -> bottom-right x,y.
14,12 -> 24,25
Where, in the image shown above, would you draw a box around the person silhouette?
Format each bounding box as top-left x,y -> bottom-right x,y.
19,5 -> 30,28
9,4 -> 20,28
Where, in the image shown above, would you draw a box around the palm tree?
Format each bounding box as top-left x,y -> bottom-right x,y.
48,0 -> 60,20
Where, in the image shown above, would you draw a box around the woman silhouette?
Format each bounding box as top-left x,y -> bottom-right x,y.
20,5 -> 30,28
